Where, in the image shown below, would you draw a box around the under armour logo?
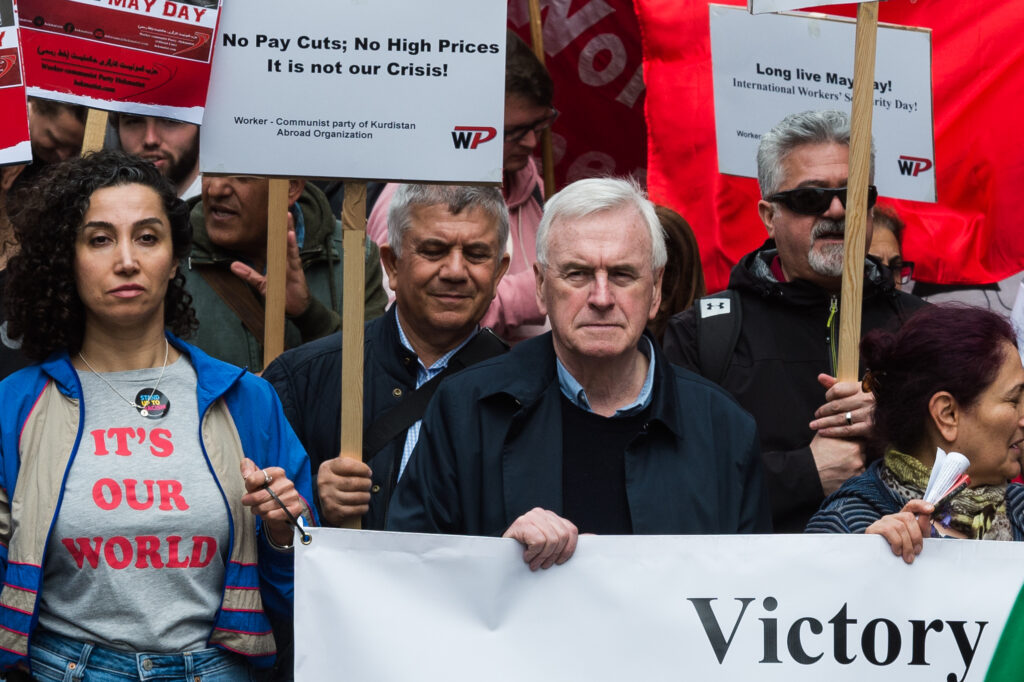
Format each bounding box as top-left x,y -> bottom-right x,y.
700,298 -> 731,319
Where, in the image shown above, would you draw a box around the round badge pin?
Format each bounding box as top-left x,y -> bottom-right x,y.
135,388 -> 170,419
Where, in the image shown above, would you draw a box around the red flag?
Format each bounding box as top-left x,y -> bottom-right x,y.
636,0 -> 1024,291
508,0 -> 647,188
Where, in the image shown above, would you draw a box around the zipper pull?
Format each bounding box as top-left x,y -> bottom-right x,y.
826,296 -> 838,329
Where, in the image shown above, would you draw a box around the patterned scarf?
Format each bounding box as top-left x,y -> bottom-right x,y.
880,448 -> 1011,541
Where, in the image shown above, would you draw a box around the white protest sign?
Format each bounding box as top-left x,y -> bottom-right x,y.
296,529 -> 1021,681
710,6 -> 935,203
748,0 -> 878,14
200,0 -> 506,182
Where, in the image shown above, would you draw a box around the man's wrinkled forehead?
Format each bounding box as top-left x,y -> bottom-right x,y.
547,208 -> 652,262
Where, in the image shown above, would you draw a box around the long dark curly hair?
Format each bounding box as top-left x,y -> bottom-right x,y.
5,150 -> 197,361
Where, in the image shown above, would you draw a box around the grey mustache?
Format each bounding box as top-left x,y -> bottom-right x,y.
811,220 -> 845,240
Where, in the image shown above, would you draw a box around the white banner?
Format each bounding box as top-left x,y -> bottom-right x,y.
295,529 -> 1022,681
200,0 -> 506,182
710,6 -> 935,203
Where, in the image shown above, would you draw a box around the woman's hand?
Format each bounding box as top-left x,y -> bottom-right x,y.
240,458 -> 306,548
866,499 -> 934,564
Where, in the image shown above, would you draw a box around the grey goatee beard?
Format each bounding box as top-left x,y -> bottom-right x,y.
807,218 -> 845,278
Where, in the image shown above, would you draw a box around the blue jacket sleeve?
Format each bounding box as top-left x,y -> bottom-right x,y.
227,375 -> 318,622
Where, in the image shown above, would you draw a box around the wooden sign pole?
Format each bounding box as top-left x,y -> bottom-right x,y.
262,178 -> 290,368
527,0 -> 556,199
836,1 -> 879,382
81,109 -> 109,153
339,182 -> 367,531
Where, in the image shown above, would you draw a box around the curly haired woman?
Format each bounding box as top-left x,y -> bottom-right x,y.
0,150 -> 315,681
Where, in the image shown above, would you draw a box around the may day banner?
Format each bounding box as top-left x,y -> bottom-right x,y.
18,0 -> 221,123
637,0 -> 1024,290
296,529 -> 1024,681
201,0 -> 506,182
0,0 -> 30,166
507,0 -> 647,186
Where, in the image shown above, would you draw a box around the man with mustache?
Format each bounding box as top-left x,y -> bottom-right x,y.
113,114 -> 201,199
663,110 -> 925,532
263,185 -> 511,528
181,175 -> 388,372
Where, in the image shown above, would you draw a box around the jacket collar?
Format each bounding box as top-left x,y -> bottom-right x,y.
731,238 -> 897,304
481,331 -> 683,437
366,306 -> 418,382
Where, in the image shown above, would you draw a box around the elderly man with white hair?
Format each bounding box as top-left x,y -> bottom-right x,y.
388,177 -> 770,569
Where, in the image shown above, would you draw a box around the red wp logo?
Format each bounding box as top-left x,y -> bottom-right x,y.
897,155 -> 933,177
451,126 -> 496,150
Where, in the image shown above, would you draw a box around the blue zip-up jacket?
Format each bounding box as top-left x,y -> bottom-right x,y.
0,335 -> 316,671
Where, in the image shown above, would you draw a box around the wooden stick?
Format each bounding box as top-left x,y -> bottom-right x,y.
339,182 -> 367,531
81,109 -> 108,153
527,0 -> 556,198
262,178 -> 289,368
837,2 -> 879,382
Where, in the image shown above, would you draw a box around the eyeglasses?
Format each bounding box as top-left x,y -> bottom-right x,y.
767,185 -> 878,215
504,108 -> 559,144
889,258 -> 914,285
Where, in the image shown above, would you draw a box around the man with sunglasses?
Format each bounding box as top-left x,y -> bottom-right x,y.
366,31 -> 553,343
663,110 -> 925,533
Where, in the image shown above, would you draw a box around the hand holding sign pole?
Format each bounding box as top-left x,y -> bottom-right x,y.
837,2 -> 878,382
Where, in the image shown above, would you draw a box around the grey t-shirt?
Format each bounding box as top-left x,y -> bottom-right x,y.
39,355 -> 231,652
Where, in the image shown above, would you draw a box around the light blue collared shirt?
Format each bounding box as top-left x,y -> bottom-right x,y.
556,337 -> 656,417
395,313 -> 477,478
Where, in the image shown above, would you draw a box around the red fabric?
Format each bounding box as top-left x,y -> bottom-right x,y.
508,0 -> 647,188
636,0 -> 1024,291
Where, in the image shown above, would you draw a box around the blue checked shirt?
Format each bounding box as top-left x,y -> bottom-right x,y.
396,315 -> 477,479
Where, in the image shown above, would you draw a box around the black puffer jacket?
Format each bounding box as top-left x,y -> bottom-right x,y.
663,239 -> 927,532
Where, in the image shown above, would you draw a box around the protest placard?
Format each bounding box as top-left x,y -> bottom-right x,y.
199,0 -> 506,182
749,0 -> 877,14
710,6 -> 934,203
0,0 -> 30,165
296,529 -> 1021,681
18,0 -> 221,123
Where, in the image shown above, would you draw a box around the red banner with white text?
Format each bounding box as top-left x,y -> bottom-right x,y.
19,0 -> 220,123
508,0 -> 646,189
637,0 -> 1024,290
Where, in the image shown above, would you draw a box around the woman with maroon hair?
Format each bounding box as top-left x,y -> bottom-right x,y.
807,305 -> 1024,563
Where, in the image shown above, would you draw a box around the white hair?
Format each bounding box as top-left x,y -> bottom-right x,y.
536,177 -> 667,269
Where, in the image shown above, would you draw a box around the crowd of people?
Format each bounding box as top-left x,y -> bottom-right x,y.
0,30 -> 1020,682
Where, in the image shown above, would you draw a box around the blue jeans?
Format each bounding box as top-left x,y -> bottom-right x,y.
28,630 -> 256,682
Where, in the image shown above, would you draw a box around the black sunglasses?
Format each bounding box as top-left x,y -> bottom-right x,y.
768,185 -> 878,215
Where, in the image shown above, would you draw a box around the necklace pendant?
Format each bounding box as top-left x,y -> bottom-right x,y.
135,388 -> 170,419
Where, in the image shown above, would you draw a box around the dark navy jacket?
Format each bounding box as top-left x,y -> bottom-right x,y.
263,306 -> 506,529
388,332 -> 772,536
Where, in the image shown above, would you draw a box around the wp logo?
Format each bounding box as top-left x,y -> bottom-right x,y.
451,126 -> 496,150
897,155 -> 933,177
